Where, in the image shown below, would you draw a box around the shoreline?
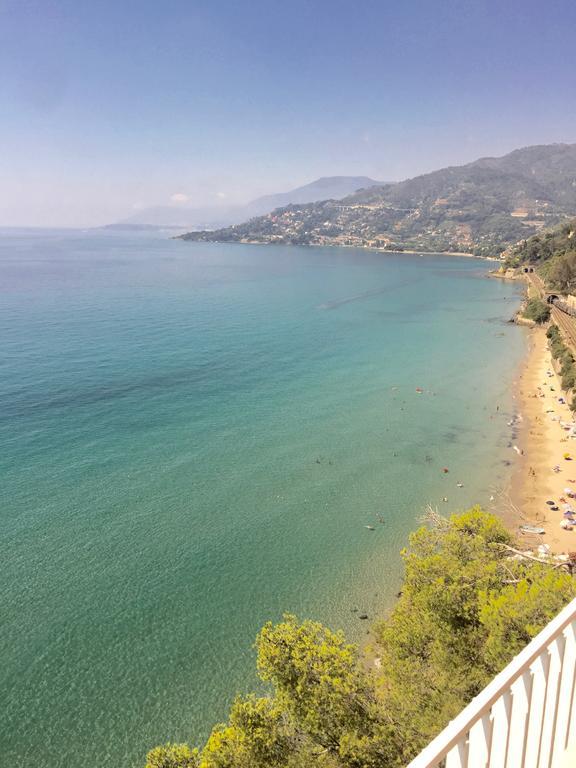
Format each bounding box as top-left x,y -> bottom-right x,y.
363,321 -> 573,671
178,237 -> 490,259
508,326 -> 576,553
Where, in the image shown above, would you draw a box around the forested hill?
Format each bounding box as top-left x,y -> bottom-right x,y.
180,144 -> 576,257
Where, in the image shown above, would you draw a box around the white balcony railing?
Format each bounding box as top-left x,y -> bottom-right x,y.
408,597 -> 576,768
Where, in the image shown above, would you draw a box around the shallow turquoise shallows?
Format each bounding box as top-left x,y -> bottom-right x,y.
0,231 -> 526,767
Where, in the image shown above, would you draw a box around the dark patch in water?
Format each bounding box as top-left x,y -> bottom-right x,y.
1,359 -> 240,423
442,431 -> 459,443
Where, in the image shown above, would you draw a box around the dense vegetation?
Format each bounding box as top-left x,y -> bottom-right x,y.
181,144 -> 576,256
146,509 -> 575,768
522,297 -> 551,324
504,219 -> 576,291
547,325 -> 576,402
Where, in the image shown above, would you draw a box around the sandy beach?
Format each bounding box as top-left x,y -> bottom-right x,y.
509,326 -> 576,554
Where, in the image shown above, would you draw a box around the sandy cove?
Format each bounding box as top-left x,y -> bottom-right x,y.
509,326 -> 576,554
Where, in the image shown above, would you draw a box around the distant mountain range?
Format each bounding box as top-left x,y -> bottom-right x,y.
180,144 -> 576,257
104,176 -> 386,231
245,176 -> 385,214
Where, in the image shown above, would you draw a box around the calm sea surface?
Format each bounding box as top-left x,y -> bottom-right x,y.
0,231 -> 526,767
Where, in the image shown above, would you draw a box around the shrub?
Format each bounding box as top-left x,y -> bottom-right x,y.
145,744 -> 200,768
562,369 -> 576,390
550,339 -> 565,359
522,297 -> 550,324
560,354 -> 575,377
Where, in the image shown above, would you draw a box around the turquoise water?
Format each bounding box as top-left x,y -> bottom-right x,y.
0,231 -> 525,767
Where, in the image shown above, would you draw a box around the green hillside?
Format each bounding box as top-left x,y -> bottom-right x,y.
181,144 -> 576,256
504,218 -> 576,291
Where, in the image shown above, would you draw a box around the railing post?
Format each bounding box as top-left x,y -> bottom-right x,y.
489,690 -> 512,768
446,740 -> 468,768
552,622 -> 576,765
524,654 -> 550,768
506,670 -> 532,767
538,636 -> 565,767
467,713 -> 491,767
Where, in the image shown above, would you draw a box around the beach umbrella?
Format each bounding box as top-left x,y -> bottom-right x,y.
546,500 -> 556,506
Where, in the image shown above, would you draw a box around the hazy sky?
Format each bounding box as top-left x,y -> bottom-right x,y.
1,0 -> 575,227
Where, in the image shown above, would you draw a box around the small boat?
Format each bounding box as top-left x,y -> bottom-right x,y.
364,525 -> 375,531
520,524 -> 546,535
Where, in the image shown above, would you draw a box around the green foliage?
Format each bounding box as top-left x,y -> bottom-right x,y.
145,744 -> 200,768
550,339 -> 564,359
257,617 -> 370,746
372,508 -> 576,760
146,510 -> 576,768
200,696 -> 298,768
547,250 -> 576,293
506,219 -> 576,278
256,615 -> 393,766
562,368 -> 576,390
480,569 -> 576,672
545,325 -> 576,393
560,350 -> 574,371
373,507 -> 515,761
522,297 -> 550,324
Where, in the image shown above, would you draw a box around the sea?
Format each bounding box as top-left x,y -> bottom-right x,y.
0,230 -> 526,767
